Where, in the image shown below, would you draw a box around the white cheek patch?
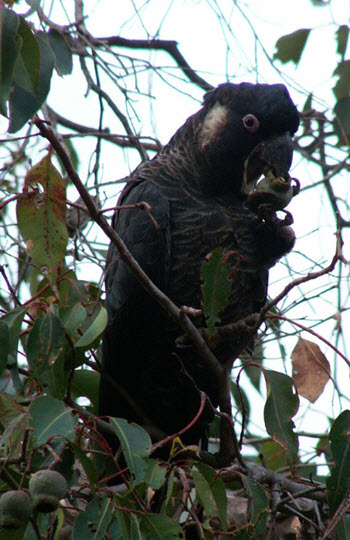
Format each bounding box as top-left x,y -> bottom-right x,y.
199,104 -> 228,148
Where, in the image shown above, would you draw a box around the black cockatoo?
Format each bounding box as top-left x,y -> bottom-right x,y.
99,82 -> 300,447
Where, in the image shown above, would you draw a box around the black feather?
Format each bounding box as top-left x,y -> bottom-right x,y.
99,82 -> 300,445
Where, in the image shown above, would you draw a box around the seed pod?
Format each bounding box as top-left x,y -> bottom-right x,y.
248,172 -> 300,213
29,470 -> 67,513
0,490 -> 33,529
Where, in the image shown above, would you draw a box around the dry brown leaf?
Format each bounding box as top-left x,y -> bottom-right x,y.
292,338 -> 330,403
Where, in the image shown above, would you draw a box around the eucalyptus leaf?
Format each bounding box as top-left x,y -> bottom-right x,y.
274,29 -> 311,65
0,7 -> 21,116
263,369 -> 299,460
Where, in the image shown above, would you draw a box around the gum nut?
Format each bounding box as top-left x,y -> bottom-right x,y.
0,490 -> 33,528
29,470 -> 67,513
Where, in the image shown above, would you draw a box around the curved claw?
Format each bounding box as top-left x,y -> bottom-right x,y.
291,177 -> 300,197
280,209 -> 294,226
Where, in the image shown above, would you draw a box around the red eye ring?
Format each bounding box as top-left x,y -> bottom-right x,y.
242,114 -> 260,133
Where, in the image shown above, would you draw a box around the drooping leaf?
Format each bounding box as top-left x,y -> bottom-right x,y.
110,417 -> 151,485
303,93 -> 313,111
195,461 -> 227,530
193,467 -> 215,518
0,306 -> 27,365
16,154 -> 68,281
0,394 -> 27,457
71,369 -> 100,414
260,440 -> 290,471
336,25 -> 349,60
75,306 -> 107,348
334,514 -> 350,540
140,513 -> 183,539
0,320 -> 10,376
333,60 -> 350,101
143,459 -> 167,489
0,411 -> 27,457
29,395 -> 77,448
242,341 -> 263,393
164,469 -> 175,513
73,497 -> 113,540
59,302 -> 87,337
9,23 -> 54,132
274,29 -> 311,65
26,308 -> 66,379
292,338 -> 330,403
241,476 -> 269,535
201,247 -> 233,335
0,7 -> 21,116
48,28 -> 73,76
130,514 -> 143,540
327,410 -> 350,516
68,441 -> 98,487
107,520 -> 124,540
334,96 -> 350,146
25,0 -> 41,9
114,502 -> 133,540
11,15 -> 40,93
263,369 -> 299,460
25,306 -> 71,399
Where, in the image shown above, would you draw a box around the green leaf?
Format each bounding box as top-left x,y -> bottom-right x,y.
11,16 -> 40,93
260,440 -> 290,471
335,514 -> 350,540
327,410 -> 350,516
303,93 -> 313,111
274,29 -> 311,65
60,303 -> 87,337
336,25 -> 349,59
26,309 -> 65,368
0,411 -> 27,456
73,497 -> 113,540
110,418 -> 151,485
195,462 -> 227,530
243,341 -> 263,393
26,308 -> 69,398
114,505 -> 133,540
263,369 -> 299,460
164,469 -> 175,513
143,459 -> 167,489
0,7 -> 21,116
75,306 -> 107,348
0,306 -> 27,365
25,0 -> 41,9
333,60 -> 350,101
334,97 -> 350,145
68,441 -> 98,487
29,395 -> 77,448
334,97 -> 350,146
130,514 -> 143,540
201,247 -> 232,335
193,467 -> 215,518
140,513 -> 183,539
71,369 -> 100,414
16,154 -> 68,281
0,320 -> 9,376
48,28 -> 73,76
242,476 -> 269,535
107,520 -> 124,540
9,24 -> 54,132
